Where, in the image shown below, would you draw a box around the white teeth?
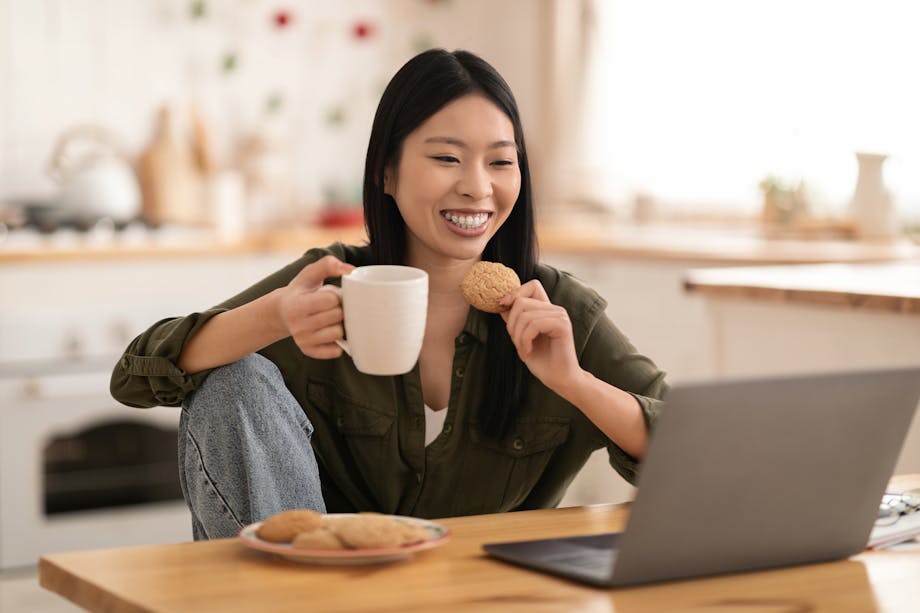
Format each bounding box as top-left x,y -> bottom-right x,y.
443,212 -> 489,229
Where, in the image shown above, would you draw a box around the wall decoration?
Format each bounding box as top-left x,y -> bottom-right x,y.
221,50 -> 239,74
264,93 -> 284,115
190,1 -> 207,20
1,0 -> 475,223
352,20 -> 377,41
325,106 -> 346,128
273,9 -> 293,29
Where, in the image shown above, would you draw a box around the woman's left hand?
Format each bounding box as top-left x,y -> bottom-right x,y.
499,280 -> 583,392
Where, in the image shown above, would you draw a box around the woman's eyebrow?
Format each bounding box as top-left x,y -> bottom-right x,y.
489,140 -> 517,150
424,136 -> 517,150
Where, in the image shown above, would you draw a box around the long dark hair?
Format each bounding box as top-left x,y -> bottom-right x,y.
363,49 -> 538,438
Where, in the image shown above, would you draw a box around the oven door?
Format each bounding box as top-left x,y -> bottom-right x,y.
0,367 -> 191,569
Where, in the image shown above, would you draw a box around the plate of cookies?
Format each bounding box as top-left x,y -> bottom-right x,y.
239,509 -> 450,565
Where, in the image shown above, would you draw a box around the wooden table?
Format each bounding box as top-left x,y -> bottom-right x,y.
39,499 -> 920,613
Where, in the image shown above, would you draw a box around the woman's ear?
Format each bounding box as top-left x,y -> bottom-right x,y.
383,167 -> 395,196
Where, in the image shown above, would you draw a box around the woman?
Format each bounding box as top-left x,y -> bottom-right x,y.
111,49 -> 667,540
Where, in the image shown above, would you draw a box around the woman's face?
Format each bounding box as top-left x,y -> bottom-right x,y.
385,93 -> 521,266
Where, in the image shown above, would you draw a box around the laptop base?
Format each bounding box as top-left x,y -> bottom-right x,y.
483,533 -> 620,587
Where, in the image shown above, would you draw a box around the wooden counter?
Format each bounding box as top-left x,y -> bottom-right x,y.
537,217 -> 920,264
3,217 -> 919,264
39,497 -> 920,613
685,261 -> 920,315
0,225 -> 368,264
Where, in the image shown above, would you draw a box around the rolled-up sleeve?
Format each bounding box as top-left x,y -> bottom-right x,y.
110,246 -> 344,408
111,310 -> 228,407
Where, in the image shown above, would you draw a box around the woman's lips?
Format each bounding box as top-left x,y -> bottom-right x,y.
440,210 -> 491,236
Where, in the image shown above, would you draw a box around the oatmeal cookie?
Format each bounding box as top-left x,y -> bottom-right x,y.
291,526 -> 346,550
397,522 -> 431,546
460,261 -> 521,313
256,509 -> 323,543
326,513 -> 409,549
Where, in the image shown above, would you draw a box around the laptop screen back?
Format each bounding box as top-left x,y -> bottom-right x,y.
609,367 -> 920,586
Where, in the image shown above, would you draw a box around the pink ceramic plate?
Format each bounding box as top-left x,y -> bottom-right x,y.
238,514 -> 450,565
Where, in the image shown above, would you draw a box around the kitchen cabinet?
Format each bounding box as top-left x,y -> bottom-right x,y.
685,262 -> 920,475
0,252 -> 296,568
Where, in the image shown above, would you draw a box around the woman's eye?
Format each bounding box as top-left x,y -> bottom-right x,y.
432,155 -> 460,164
491,160 -> 515,167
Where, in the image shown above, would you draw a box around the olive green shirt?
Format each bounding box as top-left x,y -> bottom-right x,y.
111,243 -> 667,518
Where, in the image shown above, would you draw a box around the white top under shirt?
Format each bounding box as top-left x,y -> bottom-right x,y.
424,405 -> 448,446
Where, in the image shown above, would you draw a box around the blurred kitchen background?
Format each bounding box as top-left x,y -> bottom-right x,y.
0,0 -> 553,238
3,0 -> 920,236
2,2 -> 920,608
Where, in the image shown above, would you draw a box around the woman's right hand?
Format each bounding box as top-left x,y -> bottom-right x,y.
278,255 -> 355,359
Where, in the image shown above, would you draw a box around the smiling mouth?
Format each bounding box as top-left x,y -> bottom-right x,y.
440,210 -> 491,230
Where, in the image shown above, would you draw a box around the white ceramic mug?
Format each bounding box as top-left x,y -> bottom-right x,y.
334,265 -> 428,375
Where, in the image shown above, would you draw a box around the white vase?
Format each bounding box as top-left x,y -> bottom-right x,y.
850,152 -> 898,241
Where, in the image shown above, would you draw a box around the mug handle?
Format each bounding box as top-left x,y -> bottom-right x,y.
319,284 -> 351,357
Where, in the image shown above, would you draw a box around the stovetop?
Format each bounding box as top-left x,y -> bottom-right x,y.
1,199 -> 144,234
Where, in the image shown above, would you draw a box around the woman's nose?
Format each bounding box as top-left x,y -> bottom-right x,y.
457,164 -> 493,201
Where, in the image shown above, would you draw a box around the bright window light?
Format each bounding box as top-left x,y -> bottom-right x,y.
589,0 -> 920,217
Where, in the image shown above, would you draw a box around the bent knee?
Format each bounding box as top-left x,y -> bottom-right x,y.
206,353 -> 280,386
194,352 -> 280,395
183,353 -> 310,431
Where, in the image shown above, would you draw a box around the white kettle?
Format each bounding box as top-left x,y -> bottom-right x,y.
48,126 -> 141,224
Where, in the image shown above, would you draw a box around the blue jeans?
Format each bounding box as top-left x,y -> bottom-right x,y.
178,353 -> 326,540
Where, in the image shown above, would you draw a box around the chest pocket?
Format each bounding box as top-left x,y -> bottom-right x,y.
305,381 -> 397,510
465,416 -> 571,513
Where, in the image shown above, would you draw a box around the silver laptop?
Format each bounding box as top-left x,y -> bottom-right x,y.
483,367 -> 920,587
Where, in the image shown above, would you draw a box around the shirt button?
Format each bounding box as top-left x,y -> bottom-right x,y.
455,367 -> 465,379
336,415 -> 345,428
121,357 -> 130,368
443,423 -> 453,435
512,437 -> 525,451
